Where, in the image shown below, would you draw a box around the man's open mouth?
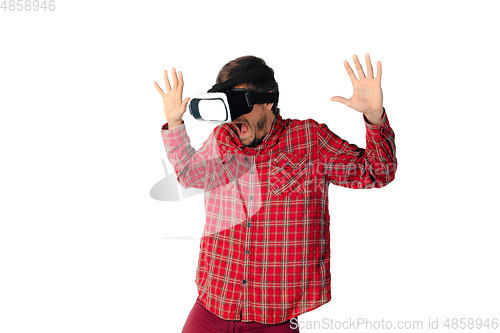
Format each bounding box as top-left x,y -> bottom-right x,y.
233,122 -> 249,135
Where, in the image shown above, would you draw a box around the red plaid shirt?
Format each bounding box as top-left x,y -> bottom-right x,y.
161,109 -> 397,324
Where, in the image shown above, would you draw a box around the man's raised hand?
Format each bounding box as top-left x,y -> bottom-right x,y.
154,68 -> 190,128
330,54 -> 384,125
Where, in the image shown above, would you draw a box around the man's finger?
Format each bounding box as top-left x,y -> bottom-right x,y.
172,68 -> 179,90
352,54 -> 366,79
375,61 -> 382,82
164,70 -> 172,92
343,60 -> 358,83
365,54 -> 374,79
154,81 -> 165,95
181,97 -> 190,115
330,96 -> 352,108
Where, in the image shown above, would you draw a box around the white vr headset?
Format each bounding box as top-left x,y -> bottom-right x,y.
188,67 -> 279,123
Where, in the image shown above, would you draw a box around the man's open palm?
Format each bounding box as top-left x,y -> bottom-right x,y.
331,54 -> 383,115
154,68 -> 190,126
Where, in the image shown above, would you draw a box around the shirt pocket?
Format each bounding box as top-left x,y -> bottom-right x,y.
269,152 -> 308,196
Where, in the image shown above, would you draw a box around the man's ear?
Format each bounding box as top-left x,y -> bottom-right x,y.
265,103 -> 274,112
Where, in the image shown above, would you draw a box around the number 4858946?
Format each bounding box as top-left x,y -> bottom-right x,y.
1,0 -> 56,11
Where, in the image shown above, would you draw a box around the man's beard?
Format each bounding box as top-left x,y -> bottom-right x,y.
242,115 -> 267,147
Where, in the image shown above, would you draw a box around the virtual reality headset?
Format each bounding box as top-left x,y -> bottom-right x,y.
188,66 -> 279,123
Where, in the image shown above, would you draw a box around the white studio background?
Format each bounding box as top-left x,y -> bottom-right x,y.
1,1 -> 499,332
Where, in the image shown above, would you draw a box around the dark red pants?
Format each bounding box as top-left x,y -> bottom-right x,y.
181,297 -> 300,333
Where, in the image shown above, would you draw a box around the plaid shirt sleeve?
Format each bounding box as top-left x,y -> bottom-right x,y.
161,122 -> 220,189
317,108 -> 397,189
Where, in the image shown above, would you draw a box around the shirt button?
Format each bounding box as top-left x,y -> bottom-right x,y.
286,162 -> 290,167
250,170 -> 254,174
247,223 -> 252,227
245,250 -> 250,254
249,196 -> 253,200
242,280 -> 247,284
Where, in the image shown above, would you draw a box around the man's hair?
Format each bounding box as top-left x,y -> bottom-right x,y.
216,56 -> 280,116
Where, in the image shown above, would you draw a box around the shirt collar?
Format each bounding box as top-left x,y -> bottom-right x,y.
260,114 -> 282,146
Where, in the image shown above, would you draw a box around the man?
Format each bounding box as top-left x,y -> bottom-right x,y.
154,55 -> 397,332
